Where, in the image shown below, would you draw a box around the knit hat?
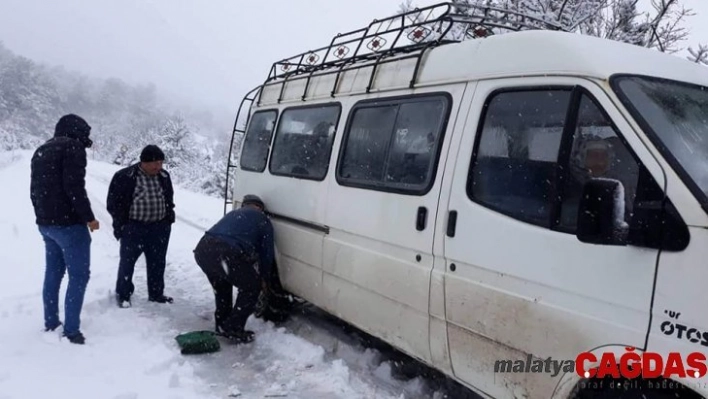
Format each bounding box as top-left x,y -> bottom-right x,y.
242,194 -> 265,209
55,114 -> 92,148
140,145 -> 165,162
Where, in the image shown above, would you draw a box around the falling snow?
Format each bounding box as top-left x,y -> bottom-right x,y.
0,150 -> 458,399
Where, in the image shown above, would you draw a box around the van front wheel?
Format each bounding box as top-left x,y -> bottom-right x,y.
253,260 -> 301,324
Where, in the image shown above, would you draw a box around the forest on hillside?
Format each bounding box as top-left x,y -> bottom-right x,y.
0,41 -> 235,198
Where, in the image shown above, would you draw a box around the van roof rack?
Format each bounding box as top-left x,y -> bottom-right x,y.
263,1 -> 566,84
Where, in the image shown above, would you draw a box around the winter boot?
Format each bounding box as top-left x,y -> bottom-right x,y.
116,295 -> 131,308
45,322 -> 62,332
63,331 -> 86,345
148,295 -> 173,304
215,322 -> 226,335
217,328 -> 255,344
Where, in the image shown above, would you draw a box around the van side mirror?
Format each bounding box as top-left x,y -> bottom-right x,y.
576,178 -> 628,246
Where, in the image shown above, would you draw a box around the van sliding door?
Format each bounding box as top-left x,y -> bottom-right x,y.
322,84 -> 467,365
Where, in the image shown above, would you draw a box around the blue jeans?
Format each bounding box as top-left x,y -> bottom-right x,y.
38,224 -> 91,336
115,221 -> 171,300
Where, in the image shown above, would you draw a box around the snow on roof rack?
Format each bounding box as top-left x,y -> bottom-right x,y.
263,2 -> 566,84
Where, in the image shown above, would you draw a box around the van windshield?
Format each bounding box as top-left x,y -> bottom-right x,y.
612,75 -> 708,208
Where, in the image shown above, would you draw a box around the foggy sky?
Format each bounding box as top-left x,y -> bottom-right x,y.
0,0 -> 427,129
0,0 -> 705,134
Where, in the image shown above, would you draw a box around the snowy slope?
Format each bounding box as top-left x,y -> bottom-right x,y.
0,150 -> 448,399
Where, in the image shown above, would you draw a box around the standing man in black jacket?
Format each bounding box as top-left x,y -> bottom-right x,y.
106,145 -> 175,308
30,114 -> 100,345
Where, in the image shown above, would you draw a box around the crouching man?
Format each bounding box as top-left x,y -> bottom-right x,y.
193,194 -> 274,344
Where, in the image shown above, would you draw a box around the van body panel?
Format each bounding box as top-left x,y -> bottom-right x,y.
277,248 -> 325,309
259,83 -> 280,105
645,227 -> 708,396
321,231 -> 431,312
321,271 -> 432,362
319,83 -> 467,365
429,314 -> 453,376
652,227 -> 708,340
281,78 -> 308,103
234,124 -> 331,307
429,262 -> 446,320
549,345 -> 641,399
440,77 -> 666,398
306,73 -> 338,100
417,31 -> 708,91
446,322 -> 551,398
270,221 -> 325,306
429,80 -> 479,376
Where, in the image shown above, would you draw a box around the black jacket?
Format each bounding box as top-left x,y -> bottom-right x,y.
30,126 -> 95,226
205,207 -> 275,279
106,163 -> 175,239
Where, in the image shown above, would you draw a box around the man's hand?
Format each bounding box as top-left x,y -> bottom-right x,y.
88,220 -> 99,232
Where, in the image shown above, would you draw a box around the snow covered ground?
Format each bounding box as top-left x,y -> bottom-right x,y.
0,150 -> 468,399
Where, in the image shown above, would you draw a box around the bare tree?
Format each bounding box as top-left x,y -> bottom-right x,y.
688,44 -> 708,65
399,0 -> 694,53
642,0 -> 694,53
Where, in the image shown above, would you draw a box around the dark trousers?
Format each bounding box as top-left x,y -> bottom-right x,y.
116,220 -> 171,300
193,234 -> 260,332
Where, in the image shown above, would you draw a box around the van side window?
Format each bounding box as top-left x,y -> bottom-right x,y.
468,89 -> 572,227
269,104 -> 341,180
557,94 -> 640,232
339,106 -> 398,182
468,87 -> 651,235
240,110 -> 277,172
337,95 -> 449,194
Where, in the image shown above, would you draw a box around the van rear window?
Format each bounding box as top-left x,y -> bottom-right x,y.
269,104 -> 341,180
337,94 -> 450,195
240,110 -> 278,172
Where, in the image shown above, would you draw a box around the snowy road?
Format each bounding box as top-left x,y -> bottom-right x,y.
0,151 -> 473,399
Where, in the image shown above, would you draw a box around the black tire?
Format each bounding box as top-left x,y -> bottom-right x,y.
254,259 -> 301,324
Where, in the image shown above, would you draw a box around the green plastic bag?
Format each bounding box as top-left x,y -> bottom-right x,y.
175,330 -> 220,355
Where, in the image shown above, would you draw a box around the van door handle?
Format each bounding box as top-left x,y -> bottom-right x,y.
447,210 -> 457,237
416,206 -> 427,231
